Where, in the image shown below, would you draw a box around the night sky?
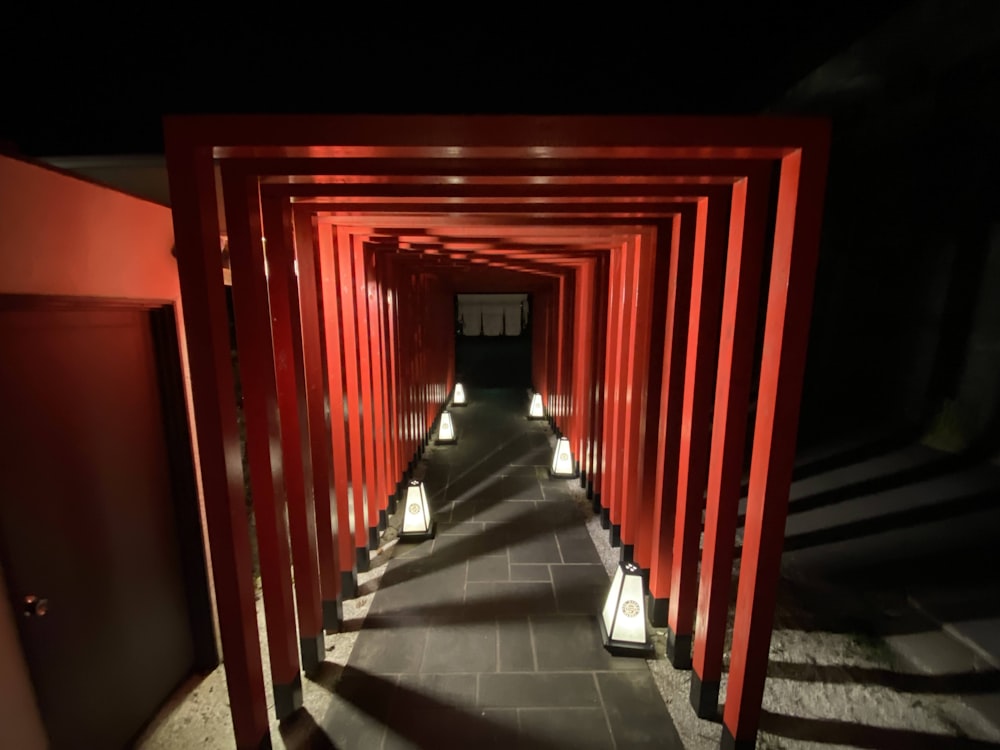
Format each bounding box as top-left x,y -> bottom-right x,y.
0,4 -> 911,156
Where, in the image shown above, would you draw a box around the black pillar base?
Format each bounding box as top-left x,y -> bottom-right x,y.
356,546 -> 370,573
666,628 -> 692,669
600,506 -> 611,529
322,597 -> 343,632
368,526 -> 380,550
587,484 -> 594,501
721,725 -> 755,750
340,569 -> 358,600
579,470 -> 587,488
690,672 -> 721,720
300,634 -> 324,676
389,488 -> 399,515
620,543 -> 635,563
272,673 -> 303,721
648,596 -> 669,627
378,510 -> 388,532
610,523 -> 621,548
640,567 -> 651,596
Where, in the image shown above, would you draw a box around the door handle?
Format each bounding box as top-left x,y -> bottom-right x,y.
23,595 -> 49,618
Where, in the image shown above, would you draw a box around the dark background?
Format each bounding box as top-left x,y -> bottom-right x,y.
2,0 -> 998,459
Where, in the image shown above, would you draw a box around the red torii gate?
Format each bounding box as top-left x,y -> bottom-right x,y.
165,115 -> 829,750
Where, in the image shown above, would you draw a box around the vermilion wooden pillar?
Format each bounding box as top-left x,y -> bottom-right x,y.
608,240 -> 638,547
690,169 -> 771,717
260,196 -> 325,673
723,143 -> 830,750
291,207 -> 342,631
589,253 -> 610,511
635,220 -> 678,576
164,142 -> 269,750
572,261 -> 594,486
596,247 -> 623,527
221,168 -> 302,719
619,232 -> 657,565
315,223 -> 359,599
375,249 -> 402,514
648,204 -> 697,627
667,191 -> 732,669
349,236 -> 384,552
333,227 -> 372,573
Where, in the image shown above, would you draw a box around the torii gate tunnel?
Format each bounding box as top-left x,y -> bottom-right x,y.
165,115 -> 829,749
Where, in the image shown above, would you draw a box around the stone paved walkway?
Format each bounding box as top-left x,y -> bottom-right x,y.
325,387 -> 683,749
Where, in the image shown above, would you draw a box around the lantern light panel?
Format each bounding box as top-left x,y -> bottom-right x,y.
549,436 -> 577,478
600,560 -> 653,655
399,480 -> 436,541
528,392 -> 545,419
437,411 -> 457,444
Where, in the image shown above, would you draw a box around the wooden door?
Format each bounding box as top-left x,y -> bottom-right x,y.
0,305 -> 197,749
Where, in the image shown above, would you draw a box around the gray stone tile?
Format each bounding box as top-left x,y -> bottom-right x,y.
382,707 -> 520,750
550,564 -> 609,614
478,673 -> 601,708
474,500 -> 535,523
597,672 -> 685,748
555,526 -> 603,563
466,582 -> 558,616
421,622 -> 497,673
509,533 -> 563,564
320,699 -> 388,750
531,615 -> 648,672
369,564 -> 467,614
468,554 -> 511,582
396,672 -> 477,707
350,624 -> 428,673
518,707 -> 615,749
510,564 -> 551,582
498,618 -> 535,672
439,519 -> 485,535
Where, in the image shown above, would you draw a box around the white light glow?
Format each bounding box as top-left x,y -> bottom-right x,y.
401,481 -> 432,535
550,437 -> 575,476
608,563 -> 648,645
453,383 -> 466,405
438,411 -> 456,442
529,392 -> 545,418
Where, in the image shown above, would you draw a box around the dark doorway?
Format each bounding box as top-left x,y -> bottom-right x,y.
0,301 -> 212,749
454,294 -> 532,388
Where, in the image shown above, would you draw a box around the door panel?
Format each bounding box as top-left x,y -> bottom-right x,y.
0,306 -> 195,749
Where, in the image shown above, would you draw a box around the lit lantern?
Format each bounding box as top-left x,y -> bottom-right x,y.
399,480 -> 435,541
528,392 -> 545,419
600,561 -> 653,656
453,383 -> 467,406
548,436 -> 578,478
436,410 -> 457,445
